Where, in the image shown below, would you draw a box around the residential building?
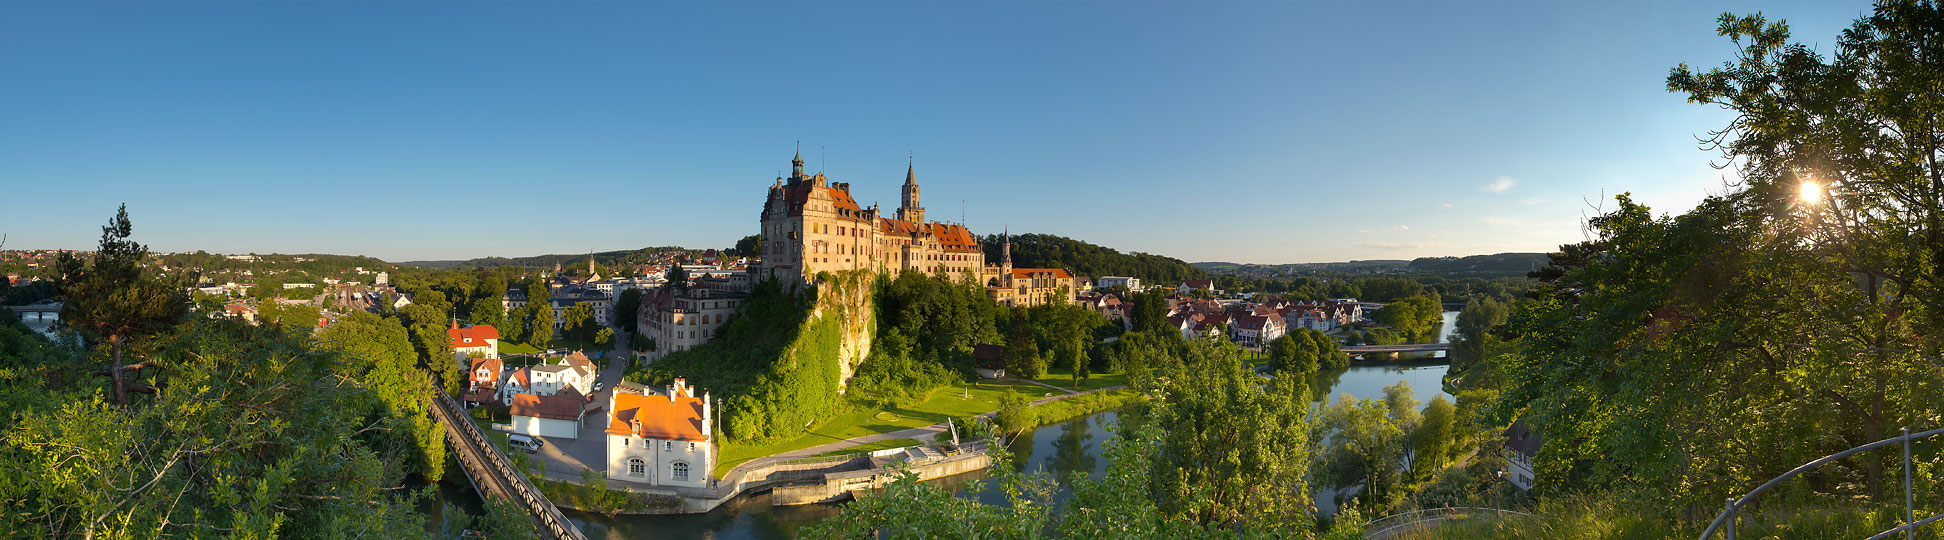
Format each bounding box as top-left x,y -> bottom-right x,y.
607,379 -> 714,489
510,387 -> 585,439
635,286 -> 749,363
980,233 -> 1077,308
449,320 -> 500,360
1178,280 -> 1215,295
1504,422 -> 1543,491
1230,314 -> 1286,347
465,357 -> 503,407
1095,276 -> 1141,291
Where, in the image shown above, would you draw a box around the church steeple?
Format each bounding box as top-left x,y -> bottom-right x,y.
1001,228 -> 1012,267
897,157 -> 924,223
791,144 -> 805,179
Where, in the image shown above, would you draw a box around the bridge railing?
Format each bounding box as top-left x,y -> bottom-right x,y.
430,391 -> 589,540
1698,426 -> 1944,540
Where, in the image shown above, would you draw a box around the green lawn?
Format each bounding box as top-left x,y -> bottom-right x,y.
813,438 -> 920,458
1026,370 -> 1128,393
500,342 -> 544,355
712,379 -> 1049,475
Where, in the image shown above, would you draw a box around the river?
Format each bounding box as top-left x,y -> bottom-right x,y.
440,311 -> 1461,538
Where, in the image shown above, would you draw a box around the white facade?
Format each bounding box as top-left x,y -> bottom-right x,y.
511,415 -> 580,439
606,380 -> 714,489
1096,276 -> 1141,291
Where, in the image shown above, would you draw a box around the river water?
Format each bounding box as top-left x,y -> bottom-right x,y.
443,312 -> 1461,538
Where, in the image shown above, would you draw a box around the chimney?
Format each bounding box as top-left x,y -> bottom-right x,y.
702,391 -> 712,438
667,382 -> 677,403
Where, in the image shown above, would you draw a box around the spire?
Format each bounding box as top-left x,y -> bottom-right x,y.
792,142 -> 804,179
1002,228 -> 1012,267
905,159 -> 917,186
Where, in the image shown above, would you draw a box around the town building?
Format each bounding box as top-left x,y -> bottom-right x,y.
607,379 -> 713,489
1503,422 -> 1543,491
1230,314 -> 1286,348
635,286 -> 749,363
979,233 -> 1078,308
510,387 -> 585,439
758,151 -> 986,286
449,320 -> 500,360
1095,276 -> 1141,291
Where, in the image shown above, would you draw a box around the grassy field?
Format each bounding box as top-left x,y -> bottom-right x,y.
500,342 -> 544,355
813,438 -> 920,458
1023,388 -> 1142,427
1026,370 -> 1128,392
713,379 -> 1051,475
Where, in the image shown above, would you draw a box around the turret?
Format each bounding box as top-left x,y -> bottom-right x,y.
897,160 -> 925,223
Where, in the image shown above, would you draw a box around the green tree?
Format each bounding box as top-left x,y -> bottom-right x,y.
1002,307 -> 1044,379
54,204 -> 192,405
732,234 -> 762,257
467,295 -> 506,330
561,301 -> 595,349
1449,297 -> 1510,372
318,311 -> 446,481
528,303 -> 555,346
1143,338 -> 1312,530
613,287 -> 643,330
399,303 -> 461,395
1412,395 -> 1456,480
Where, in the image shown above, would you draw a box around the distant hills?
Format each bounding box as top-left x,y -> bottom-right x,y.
396,246 -> 703,270
1196,252 -> 1548,278
979,233 -> 1207,284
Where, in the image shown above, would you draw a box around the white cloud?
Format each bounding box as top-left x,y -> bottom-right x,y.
1355,229 -> 1375,234
1483,176 -> 1516,193
1441,203 -> 1453,208
1391,225 -> 1410,231
1483,216 -> 1520,225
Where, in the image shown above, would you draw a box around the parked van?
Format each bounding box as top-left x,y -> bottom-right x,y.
507,434 -> 544,453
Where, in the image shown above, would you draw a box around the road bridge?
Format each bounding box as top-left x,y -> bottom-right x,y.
1341,343 -> 1451,354
428,390 -> 588,540
4,303 -> 61,321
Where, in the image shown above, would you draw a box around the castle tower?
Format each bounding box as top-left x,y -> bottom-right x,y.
792,147 -> 805,181
1002,229 -> 1012,270
896,160 -> 924,223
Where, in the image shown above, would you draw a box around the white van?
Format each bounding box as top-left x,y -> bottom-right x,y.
507,434 -> 544,454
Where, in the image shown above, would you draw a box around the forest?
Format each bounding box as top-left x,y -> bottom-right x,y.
979,233 -> 1208,284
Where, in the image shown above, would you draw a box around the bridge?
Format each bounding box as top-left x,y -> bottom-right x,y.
428,389 -> 588,540
3,303 -> 60,321
1342,343 -> 1451,355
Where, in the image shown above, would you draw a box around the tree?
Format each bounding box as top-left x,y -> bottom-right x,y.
561,301 -> 595,348
1413,395 -> 1456,480
398,303 -> 460,395
467,295 -> 505,330
613,287 -> 643,330
1144,338 -> 1312,529
318,311 -> 446,481
732,234 -> 762,257
528,304 -> 555,346
1002,307 -> 1044,379
1449,297 -> 1509,372
595,327 -> 613,348
55,205 -> 192,405
665,266 -> 689,291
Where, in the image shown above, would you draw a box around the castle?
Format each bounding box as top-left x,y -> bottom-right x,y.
758,150 -> 1075,307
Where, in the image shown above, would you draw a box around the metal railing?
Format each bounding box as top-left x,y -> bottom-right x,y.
430,390 -> 589,540
1699,426 -> 1944,540
1362,507 -> 1536,539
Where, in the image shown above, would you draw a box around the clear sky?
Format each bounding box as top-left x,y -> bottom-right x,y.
0,1 -> 1877,263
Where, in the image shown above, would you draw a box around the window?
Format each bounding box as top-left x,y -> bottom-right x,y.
671,461 -> 690,481
628,458 -> 646,477
622,438 -> 629,447
665,441 -> 673,451
688,442 -> 697,452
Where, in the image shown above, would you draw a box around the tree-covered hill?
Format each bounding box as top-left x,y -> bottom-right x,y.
397,246 -> 702,270
1406,252 -> 1547,276
979,233 -> 1206,284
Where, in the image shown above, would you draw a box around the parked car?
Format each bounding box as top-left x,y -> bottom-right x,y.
507,434 -> 545,453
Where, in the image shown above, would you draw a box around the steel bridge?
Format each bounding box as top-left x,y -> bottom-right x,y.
428,390 -> 588,540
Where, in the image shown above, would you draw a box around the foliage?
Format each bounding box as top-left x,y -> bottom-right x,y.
800,424 -> 1057,539
980,232 -> 1207,284
1372,293 -> 1443,343
400,303 -> 462,395
627,276 -> 848,442
1315,381 -> 1421,515
1001,307 -> 1045,379
1448,297 -> 1510,373
560,301 -> 596,349
613,287 -> 643,331
1142,337 -> 1313,530
1268,328 -> 1350,376
0,319 -> 438,539
317,311 -> 447,482
54,205 -> 193,405
1411,395 -> 1455,481
527,302 -> 554,346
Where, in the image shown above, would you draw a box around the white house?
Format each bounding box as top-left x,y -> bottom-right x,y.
1096,276 -> 1141,291
449,321 -> 500,360
607,379 -> 713,489
510,387 -> 585,439
1230,314 -> 1286,348
1503,422 -> 1542,491
558,351 -> 598,396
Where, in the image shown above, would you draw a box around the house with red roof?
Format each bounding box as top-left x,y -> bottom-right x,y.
606,379 -> 713,488
449,320 -> 499,360
510,386 -> 585,439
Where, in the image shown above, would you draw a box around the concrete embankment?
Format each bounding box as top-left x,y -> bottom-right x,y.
770,444 -> 992,506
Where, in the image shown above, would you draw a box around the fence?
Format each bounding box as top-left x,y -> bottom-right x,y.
1698,426 -> 1944,540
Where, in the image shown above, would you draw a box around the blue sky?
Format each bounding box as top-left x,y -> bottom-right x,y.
0,1 -> 1876,263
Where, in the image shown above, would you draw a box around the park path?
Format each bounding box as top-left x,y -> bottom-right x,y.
1008,377 -> 1080,395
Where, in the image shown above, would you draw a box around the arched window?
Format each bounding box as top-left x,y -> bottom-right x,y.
628,458 -> 646,477
671,461 -> 690,481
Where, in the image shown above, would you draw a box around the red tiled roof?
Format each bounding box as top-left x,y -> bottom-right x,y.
1011,268 -> 1074,279
608,391 -> 708,442
511,387 -> 584,421
471,357 -> 503,379
450,325 -> 500,348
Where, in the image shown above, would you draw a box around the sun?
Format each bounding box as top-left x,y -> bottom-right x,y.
1799,180 -> 1822,206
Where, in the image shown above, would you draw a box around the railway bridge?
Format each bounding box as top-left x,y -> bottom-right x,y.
428,390 -> 588,540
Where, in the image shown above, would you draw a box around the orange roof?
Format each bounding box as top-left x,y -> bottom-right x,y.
511,387 -> 584,421
608,391 -> 708,442
1011,268 -> 1074,279
826,187 -> 865,214
450,324 -> 500,348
